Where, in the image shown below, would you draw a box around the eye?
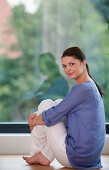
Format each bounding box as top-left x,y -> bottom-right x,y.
70,62 -> 74,66
62,65 -> 66,68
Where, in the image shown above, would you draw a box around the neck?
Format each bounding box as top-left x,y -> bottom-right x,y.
75,71 -> 92,85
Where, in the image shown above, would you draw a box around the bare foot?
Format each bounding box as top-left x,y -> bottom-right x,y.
23,152 -> 51,166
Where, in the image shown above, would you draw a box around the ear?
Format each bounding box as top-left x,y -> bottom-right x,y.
83,60 -> 87,66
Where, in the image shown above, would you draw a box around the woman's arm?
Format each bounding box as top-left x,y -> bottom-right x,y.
42,84 -> 92,127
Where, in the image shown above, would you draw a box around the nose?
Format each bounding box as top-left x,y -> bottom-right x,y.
66,67 -> 71,73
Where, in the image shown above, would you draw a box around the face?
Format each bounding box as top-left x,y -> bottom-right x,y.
62,56 -> 86,80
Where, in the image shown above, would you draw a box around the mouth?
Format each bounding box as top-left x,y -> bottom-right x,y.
67,73 -> 73,76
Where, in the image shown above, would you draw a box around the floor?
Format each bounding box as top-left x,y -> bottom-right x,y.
0,155 -> 109,170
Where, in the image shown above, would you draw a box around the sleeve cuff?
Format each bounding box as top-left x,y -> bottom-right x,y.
42,111 -> 51,127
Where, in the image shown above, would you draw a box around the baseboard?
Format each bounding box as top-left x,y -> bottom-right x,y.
0,134 -> 109,154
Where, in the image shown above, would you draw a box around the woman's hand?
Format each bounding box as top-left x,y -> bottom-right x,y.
32,114 -> 45,126
30,125 -> 34,132
28,112 -> 36,131
28,113 -> 45,132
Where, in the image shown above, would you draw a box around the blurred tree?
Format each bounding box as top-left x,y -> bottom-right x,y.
31,52 -> 68,103
0,4 -> 42,121
91,0 -> 109,21
91,0 -> 109,121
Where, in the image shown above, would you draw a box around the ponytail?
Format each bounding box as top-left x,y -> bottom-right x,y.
86,64 -> 104,97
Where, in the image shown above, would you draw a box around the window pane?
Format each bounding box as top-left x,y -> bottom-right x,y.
0,0 -> 109,122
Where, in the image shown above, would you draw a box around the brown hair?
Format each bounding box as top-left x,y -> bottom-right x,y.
61,46 -> 104,97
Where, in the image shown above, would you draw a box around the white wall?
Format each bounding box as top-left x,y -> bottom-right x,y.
0,134 -> 109,154
0,134 -> 30,154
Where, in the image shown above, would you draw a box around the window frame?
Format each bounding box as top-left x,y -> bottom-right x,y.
0,123 -> 30,133
0,123 -> 109,134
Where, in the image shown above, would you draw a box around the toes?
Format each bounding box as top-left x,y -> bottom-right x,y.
23,156 -> 30,163
23,156 -> 25,160
24,158 -> 32,164
23,156 -> 27,160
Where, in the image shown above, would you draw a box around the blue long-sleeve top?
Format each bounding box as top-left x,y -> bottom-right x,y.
42,81 -> 106,169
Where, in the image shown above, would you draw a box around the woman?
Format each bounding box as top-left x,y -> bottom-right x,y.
23,47 -> 106,169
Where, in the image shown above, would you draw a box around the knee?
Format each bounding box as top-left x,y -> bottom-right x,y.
38,99 -> 55,113
54,99 -> 63,105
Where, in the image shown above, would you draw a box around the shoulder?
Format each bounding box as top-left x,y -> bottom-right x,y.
70,81 -> 98,98
71,81 -> 93,92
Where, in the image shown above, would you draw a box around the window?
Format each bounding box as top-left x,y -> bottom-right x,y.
0,0 -> 109,133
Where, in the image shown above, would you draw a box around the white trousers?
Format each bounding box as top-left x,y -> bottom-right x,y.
30,99 -> 72,168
